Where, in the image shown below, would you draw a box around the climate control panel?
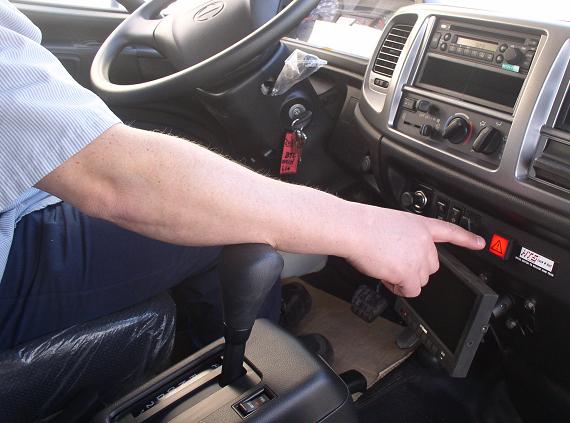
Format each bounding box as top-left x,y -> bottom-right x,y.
395,94 -> 511,168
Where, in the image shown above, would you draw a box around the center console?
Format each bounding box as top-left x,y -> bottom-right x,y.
93,245 -> 357,423
353,3 -> 570,385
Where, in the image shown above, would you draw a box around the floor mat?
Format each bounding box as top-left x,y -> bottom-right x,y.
284,278 -> 415,387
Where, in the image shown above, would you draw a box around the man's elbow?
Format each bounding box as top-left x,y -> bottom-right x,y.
64,182 -> 130,225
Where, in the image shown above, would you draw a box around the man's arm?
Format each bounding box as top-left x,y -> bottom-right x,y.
36,123 -> 485,297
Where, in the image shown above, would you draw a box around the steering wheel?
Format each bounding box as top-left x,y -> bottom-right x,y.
91,0 -> 320,104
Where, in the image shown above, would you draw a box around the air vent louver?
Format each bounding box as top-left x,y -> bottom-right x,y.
373,23 -> 414,78
532,136 -> 570,192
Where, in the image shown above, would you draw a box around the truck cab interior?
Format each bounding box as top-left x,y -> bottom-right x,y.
2,0 -> 570,422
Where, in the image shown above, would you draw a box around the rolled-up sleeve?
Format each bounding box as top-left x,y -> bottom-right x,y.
0,3 -> 121,210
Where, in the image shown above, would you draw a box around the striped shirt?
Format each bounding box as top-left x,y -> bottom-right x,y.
0,0 -> 121,283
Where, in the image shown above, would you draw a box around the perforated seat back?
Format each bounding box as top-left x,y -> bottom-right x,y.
0,293 -> 176,422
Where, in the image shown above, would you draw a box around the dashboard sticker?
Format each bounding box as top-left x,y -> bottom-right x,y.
502,64 -> 520,73
515,247 -> 556,278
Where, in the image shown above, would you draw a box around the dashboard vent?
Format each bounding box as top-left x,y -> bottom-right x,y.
532,136 -> 570,192
373,23 -> 414,78
530,69 -> 570,192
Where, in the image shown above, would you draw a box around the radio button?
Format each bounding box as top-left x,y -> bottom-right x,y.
430,33 -> 441,48
443,33 -> 451,41
521,59 -> 532,69
478,51 -> 486,59
527,39 -> 539,47
495,54 -> 504,63
485,53 -> 494,61
448,45 -> 457,53
503,47 -> 522,65
417,99 -> 436,114
499,43 -> 508,53
440,42 -> 447,51
463,48 -> 471,56
374,78 -> 388,88
471,50 -> 479,58
457,47 -> 464,55
402,97 -> 417,111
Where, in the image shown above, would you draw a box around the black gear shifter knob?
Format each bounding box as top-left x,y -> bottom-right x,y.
218,244 -> 284,387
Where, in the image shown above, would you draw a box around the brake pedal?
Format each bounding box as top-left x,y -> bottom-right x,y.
351,284 -> 388,323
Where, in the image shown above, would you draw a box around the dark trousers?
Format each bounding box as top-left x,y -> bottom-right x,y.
0,203 -> 281,351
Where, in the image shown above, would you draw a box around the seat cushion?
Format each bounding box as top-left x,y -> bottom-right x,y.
0,293 -> 176,422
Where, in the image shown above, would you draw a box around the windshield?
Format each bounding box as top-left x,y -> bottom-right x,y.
286,0 -> 568,60
427,0 -> 570,21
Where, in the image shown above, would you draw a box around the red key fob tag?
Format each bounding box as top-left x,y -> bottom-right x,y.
280,131 -> 301,175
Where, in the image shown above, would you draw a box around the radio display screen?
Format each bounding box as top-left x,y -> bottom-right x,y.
456,36 -> 497,52
417,56 -> 524,109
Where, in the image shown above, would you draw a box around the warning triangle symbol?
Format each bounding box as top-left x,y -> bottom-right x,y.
491,239 -> 503,254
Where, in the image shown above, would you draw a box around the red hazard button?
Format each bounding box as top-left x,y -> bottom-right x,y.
489,234 -> 510,260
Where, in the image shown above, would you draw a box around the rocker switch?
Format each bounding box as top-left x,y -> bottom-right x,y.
237,391 -> 271,416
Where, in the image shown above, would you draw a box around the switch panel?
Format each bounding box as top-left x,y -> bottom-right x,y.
395,94 -> 511,169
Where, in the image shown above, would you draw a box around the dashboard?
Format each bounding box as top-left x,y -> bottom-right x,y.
345,4 -> 570,382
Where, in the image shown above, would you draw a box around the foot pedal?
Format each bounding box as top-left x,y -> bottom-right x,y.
280,282 -> 312,330
339,369 -> 367,395
351,285 -> 388,323
298,333 -> 334,363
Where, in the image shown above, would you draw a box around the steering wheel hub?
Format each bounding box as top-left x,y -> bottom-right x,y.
90,0 -> 320,105
193,1 -> 224,21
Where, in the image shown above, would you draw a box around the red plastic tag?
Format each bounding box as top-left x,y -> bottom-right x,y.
280,131 -> 301,175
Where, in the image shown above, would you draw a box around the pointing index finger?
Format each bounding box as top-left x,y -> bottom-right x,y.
426,218 -> 486,250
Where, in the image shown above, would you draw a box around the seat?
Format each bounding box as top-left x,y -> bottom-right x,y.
278,251 -> 327,278
0,293 -> 176,423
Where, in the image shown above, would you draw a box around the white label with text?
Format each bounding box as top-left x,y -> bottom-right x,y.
515,247 -> 555,277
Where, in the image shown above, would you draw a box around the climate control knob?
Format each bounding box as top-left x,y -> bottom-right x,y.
442,116 -> 470,144
472,126 -> 502,155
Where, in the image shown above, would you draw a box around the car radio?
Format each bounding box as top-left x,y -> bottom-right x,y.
393,18 -> 542,167
416,18 -> 541,113
429,19 -> 539,74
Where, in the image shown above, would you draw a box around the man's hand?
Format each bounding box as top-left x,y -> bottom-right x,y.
345,207 -> 485,297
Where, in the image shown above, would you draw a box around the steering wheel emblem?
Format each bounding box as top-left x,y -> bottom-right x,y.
194,1 -> 225,22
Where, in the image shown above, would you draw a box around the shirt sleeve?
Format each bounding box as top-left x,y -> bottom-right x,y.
0,4 -> 122,211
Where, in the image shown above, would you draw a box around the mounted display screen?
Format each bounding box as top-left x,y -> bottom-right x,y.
406,263 -> 477,352
396,249 -> 498,377
417,56 -> 524,109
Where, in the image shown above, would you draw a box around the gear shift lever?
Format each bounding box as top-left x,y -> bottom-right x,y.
218,244 -> 284,387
